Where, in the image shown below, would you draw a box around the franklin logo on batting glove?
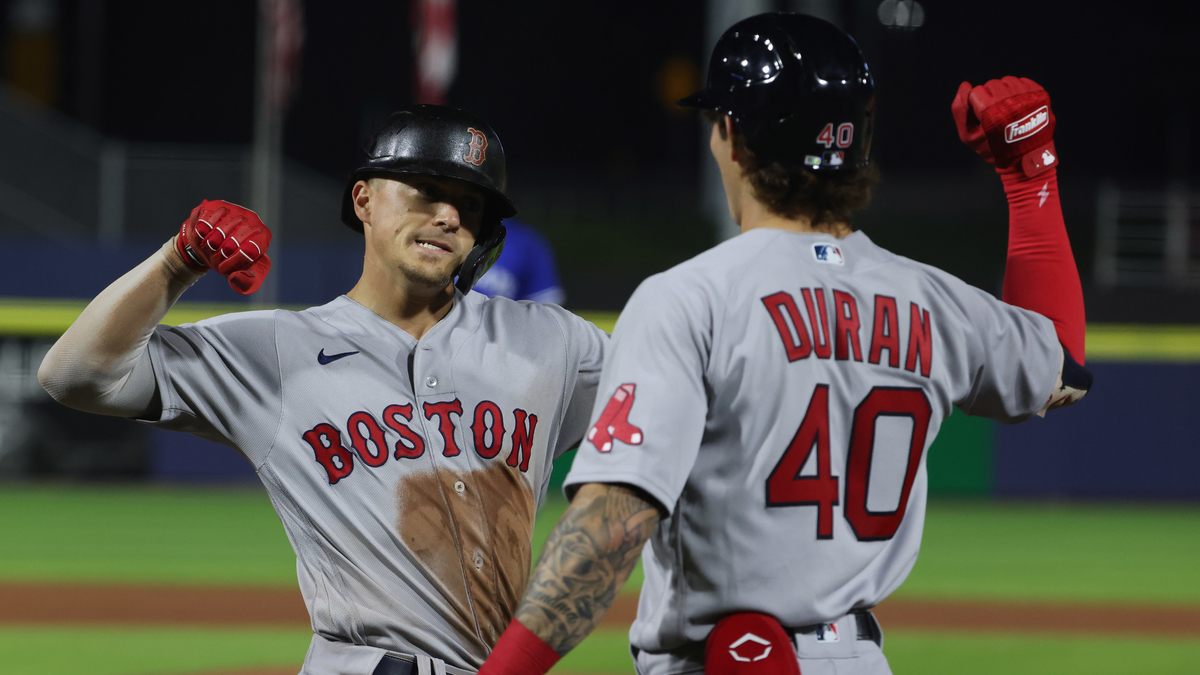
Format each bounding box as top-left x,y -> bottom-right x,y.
1005,106 -> 1049,143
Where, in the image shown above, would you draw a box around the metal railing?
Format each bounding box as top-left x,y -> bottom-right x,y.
1094,182 -> 1200,289
0,87 -> 346,244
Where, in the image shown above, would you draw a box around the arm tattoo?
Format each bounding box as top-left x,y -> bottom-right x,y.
515,482 -> 663,654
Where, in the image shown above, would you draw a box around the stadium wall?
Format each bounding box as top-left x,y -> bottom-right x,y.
1,293 -> 1196,501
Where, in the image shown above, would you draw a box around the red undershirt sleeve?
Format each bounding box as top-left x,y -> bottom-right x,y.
999,167 -> 1087,364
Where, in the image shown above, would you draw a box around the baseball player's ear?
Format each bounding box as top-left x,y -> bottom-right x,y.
352,180 -> 372,225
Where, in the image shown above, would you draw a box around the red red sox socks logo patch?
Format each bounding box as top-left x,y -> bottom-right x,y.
587,383 -> 643,452
463,128 -> 488,166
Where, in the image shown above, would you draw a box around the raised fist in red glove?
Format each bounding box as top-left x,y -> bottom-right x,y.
175,199 -> 272,295
952,76 -> 1058,179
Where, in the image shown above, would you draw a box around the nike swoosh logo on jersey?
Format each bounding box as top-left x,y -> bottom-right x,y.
317,349 -> 360,365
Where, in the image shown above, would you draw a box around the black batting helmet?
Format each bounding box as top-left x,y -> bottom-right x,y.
341,104 -> 517,293
679,13 -> 874,171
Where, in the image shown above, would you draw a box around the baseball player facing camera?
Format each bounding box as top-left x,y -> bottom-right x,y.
478,13 -> 1091,675
38,105 -> 608,675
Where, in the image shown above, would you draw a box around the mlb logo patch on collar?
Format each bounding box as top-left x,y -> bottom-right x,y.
812,243 -> 844,265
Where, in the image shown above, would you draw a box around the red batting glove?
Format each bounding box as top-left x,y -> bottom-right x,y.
952,76 -> 1058,179
175,199 -> 273,295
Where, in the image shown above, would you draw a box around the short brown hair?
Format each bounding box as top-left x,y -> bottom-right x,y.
703,111 -> 879,227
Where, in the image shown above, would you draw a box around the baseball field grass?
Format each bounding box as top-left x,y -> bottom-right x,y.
1,486 -> 1198,675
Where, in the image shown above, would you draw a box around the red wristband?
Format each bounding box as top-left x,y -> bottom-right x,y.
478,619 -> 561,675
1019,140 -> 1058,178
175,222 -> 209,272
999,167 -> 1086,363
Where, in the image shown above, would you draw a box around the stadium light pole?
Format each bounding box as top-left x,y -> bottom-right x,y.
250,0 -> 283,305
703,0 -> 773,242
250,0 -> 303,306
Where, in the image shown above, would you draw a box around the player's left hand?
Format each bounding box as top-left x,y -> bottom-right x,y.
952,76 -> 1058,179
175,199 -> 273,295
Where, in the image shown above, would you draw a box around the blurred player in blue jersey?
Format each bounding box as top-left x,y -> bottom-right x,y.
472,219 -> 566,304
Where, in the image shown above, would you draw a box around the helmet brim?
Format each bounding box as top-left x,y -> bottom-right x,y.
339,167 -> 517,233
374,167 -> 517,218
677,90 -> 718,110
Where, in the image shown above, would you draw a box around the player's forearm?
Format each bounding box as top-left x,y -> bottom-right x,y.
38,237 -> 202,415
952,77 -> 1086,363
514,482 -> 661,655
1000,168 -> 1086,362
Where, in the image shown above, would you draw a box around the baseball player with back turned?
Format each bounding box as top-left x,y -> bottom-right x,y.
37,105 -> 607,675
477,13 -> 1091,675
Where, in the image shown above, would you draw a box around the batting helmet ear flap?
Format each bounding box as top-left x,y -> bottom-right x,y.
455,221 -> 507,294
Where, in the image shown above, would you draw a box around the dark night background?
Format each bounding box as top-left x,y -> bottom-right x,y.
29,1 -> 1191,184
2,0 -> 1198,311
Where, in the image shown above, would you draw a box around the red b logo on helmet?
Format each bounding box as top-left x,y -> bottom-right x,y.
463,128 -> 488,166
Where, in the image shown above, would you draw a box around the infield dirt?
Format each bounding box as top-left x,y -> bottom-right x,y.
3,582 -> 1199,637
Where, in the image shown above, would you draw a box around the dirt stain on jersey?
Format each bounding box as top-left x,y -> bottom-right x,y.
396,460 -> 536,658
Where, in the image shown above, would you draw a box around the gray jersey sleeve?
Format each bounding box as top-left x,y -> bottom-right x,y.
143,310 -> 283,464
550,308 -> 608,460
563,274 -> 710,513
928,269 -> 1061,423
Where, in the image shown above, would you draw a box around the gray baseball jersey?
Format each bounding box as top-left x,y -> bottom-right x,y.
140,292 -> 606,673
564,229 -> 1060,669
